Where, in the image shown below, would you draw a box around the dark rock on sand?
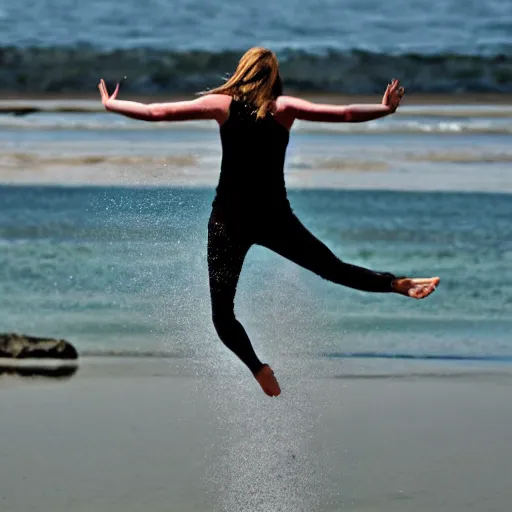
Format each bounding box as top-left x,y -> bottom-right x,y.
0,333 -> 78,360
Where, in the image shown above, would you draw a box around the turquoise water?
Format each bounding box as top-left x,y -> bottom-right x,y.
1,186 -> 511,361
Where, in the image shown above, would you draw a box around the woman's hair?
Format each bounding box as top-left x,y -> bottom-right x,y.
202,47 -> 283,119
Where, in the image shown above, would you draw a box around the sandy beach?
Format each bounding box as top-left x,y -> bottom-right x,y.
1,357 -> 512,512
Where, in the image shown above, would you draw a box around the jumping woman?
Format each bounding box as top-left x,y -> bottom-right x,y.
98,47 -> 440,398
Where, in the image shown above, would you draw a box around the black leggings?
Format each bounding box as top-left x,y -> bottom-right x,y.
207,209 -> 395,374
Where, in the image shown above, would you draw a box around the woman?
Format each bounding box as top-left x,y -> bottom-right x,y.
98,47 -> 440,397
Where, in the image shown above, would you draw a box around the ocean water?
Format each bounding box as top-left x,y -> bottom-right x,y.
1,0 -> 511,93
1,185 -> 511,364
1,96 -> 512,364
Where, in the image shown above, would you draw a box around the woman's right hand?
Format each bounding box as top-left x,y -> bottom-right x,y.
382,79 -> 405,113
98,79 -> 120,109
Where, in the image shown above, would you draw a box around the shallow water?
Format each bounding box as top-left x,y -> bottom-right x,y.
1,186 -> 510,363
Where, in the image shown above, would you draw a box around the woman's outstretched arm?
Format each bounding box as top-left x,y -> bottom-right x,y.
277,79 -> 405,124
98,80 -> 229,123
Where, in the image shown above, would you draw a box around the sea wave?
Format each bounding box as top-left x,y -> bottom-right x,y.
1,115 -> 511,135
1,46 -> 511,94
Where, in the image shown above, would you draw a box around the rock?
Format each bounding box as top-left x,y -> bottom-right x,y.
0,333 -> 78,360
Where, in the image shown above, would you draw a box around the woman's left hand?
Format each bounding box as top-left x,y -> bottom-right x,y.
382,79 -> 405,113
98,79 -> 120,108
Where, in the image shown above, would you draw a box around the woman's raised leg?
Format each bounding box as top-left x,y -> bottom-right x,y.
257,213 -> 439,297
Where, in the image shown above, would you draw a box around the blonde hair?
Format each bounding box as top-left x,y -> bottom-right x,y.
203,47 -> 283,119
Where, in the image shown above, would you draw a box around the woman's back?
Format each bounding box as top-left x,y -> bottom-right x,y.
214,98 -> 291,213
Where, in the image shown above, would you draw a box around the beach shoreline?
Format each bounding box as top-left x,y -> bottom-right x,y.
1,91 -> 512,112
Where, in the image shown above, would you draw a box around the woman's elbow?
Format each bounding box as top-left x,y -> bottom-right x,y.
146,104 -> 168,121
343,109 -> 365,123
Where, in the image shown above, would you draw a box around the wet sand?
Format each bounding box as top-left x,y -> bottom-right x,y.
1,357 -> 512,512
2,90 -> 511,191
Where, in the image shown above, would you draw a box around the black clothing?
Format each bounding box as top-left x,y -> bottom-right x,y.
208,99 -> 395,374
213,99 -> 290,214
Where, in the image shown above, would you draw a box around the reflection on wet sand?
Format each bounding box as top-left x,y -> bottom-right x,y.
0,363 -> 79,379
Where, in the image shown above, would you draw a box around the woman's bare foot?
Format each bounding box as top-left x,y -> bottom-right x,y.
392,277 -> 440,299
254,365 -> 281,397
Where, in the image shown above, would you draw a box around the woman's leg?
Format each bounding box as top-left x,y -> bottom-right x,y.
208,217 -> 264,375
257,213 -> 396,293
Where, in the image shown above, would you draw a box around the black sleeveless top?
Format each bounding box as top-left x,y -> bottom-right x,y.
212,98 -> 291,215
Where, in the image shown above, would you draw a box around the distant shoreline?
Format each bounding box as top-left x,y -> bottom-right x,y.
1,91 -> 511,107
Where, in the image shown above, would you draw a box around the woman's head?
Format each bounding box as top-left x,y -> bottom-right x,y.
205,47 -> 283,119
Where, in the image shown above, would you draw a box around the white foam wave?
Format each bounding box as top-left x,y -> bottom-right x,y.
0,114 -> 510,135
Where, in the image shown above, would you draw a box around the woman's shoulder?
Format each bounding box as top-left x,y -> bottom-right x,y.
274,96 -> 302,129
196,94 -> 232,124
275,95 -> 311,112
200,93 -> 233,107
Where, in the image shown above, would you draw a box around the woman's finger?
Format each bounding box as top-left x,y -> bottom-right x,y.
98,82 -> 106,100
98,79 -> 110,103
410,277 -> 440,284
382,84 -> 391,104
111,82 -> 120,100
103,79 -> 110,97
